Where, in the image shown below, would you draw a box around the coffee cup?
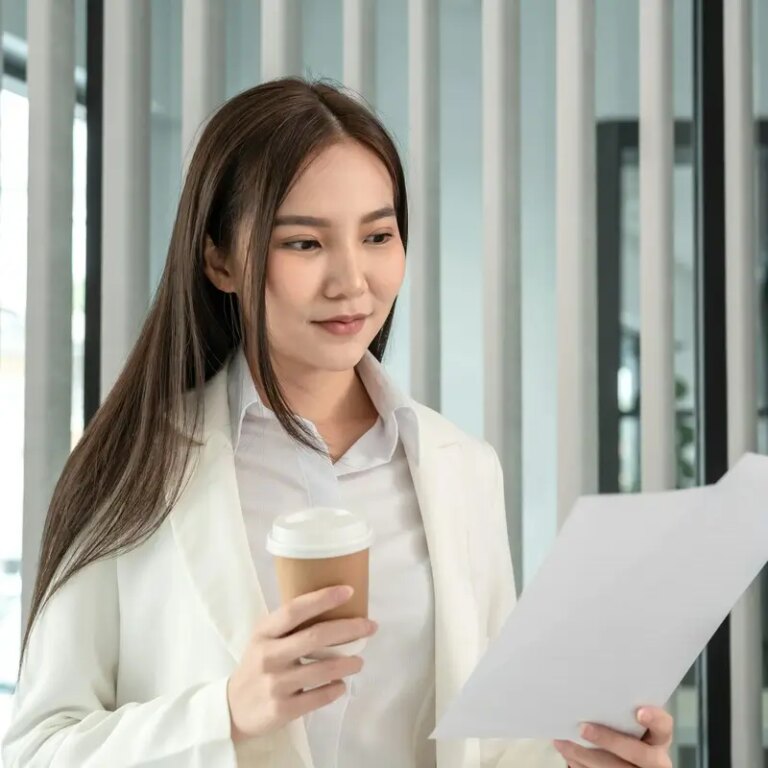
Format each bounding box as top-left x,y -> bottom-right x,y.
266,507 -> 373,659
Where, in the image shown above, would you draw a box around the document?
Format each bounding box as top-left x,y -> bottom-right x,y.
433,453 -> 768,742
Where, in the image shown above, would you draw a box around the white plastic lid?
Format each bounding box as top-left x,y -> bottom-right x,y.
266,507 -> 373,559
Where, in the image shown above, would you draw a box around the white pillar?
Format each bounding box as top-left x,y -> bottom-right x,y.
182,0 -> 226,166
408,0 -> 440,409
482,0 -> 522,587
639,3 -> 678,754
342,0 -> 375,103
639,0 -> 675,494
556,0 -> 597,525
261,0 -> 302,82
101,0 -> 151,398
724,1 -> 762,765
22,0 -> 76,629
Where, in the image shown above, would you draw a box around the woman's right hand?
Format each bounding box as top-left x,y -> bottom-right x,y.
226,585 -> 377,742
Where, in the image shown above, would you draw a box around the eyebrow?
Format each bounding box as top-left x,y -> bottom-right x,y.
273,206 -> 397,228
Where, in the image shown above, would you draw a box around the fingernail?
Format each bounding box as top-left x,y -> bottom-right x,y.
335,586 -> 354,600
638,708 -> 651,724
580,723 -> 594,740
367,620 -> 378,633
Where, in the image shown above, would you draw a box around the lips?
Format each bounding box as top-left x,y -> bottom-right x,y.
312,314 -> 369,336
316,314 -> 369,323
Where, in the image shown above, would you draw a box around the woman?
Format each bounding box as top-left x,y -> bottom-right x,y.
2,78 -> 673,768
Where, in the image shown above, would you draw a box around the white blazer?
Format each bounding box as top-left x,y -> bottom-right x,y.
2,366 -> 565,768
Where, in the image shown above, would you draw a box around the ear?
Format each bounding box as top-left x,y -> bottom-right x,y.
202,234 -> 238,293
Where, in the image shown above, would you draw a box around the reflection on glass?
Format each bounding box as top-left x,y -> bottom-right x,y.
757,125 -> 768,751
598,123 -> 698,767
617,159 -> 697,495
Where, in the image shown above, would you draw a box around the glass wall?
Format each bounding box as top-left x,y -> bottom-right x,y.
0,82 -> 28,745
0,0 -> 87,744
519,0 -> 558,584
1,1 -> 751,764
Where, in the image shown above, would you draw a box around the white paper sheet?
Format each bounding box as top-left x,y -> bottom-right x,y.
432,452 -> 768,742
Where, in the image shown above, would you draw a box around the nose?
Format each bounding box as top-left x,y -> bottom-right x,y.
324,242 -> 367,299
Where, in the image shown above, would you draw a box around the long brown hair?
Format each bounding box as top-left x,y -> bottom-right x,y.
21,77 -> 409,665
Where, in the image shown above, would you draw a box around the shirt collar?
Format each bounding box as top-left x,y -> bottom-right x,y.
227,346 -> 265,451
227,347 -> 420,460
355,350 -> 420,463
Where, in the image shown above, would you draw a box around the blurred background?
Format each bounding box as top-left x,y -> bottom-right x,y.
1,1 -> 767,766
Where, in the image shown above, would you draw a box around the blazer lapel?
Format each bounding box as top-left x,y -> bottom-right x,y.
404,407 -> 482,768
170,429 -> 266,662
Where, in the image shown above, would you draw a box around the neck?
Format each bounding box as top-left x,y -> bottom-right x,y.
248,354 -> 376,429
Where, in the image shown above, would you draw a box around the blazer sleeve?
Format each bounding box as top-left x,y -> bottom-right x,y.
1,551 -> 253,768
478,445 -> 567,768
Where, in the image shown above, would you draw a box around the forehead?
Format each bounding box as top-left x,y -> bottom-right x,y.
278,140 -> 394,214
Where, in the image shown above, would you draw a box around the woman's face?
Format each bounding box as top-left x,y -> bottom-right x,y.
263,140 -> 405,375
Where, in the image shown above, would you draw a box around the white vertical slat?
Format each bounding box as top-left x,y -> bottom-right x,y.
182,0 -> 226,166
0,0 -> 3,172
556,0 -> 597,526
639,0 -> 675,493
408,0 -> 440,408
482,0 -> 522,588
342,0 -> 375,102
639,5 -> 677,754
22,0 -> 76,629
724,2 -> 762,765
101,0 -> 151,398
261,0 -> 302,82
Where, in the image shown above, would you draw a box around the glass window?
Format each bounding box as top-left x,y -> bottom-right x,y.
0,61 -> 87,752
0,84 -> 28,742
520,0 -> 558,585
439,0 -> 483,439
594,1 -> 697,764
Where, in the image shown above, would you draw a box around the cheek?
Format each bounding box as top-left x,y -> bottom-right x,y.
265,254 -> 319,319
372,251 -> 406,298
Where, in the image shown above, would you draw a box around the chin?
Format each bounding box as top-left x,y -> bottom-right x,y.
306,339 -> 372,372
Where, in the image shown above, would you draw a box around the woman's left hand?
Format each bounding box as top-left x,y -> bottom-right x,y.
552,707 -> 673,768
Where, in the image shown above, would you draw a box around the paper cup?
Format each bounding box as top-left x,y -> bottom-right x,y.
267,507 -> 373,659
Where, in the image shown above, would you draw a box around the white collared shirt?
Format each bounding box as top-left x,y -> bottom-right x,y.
228,348 -> 436,768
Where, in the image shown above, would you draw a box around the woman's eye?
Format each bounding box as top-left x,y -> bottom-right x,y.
367,233 -> 393,245
284,239 -> 321,252
283,233 -> 393,251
